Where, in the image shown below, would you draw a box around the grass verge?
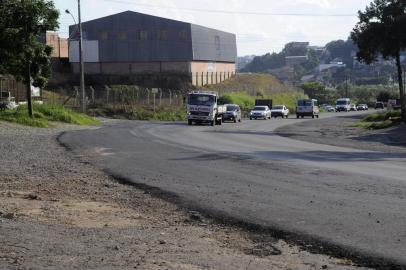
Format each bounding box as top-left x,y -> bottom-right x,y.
0,104 -> 100,128
354,110 -> 402,130
88,105 -> 186,121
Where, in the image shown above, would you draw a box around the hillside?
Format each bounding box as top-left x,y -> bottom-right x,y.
204,73 -> 306,112
204,73 -> 302,95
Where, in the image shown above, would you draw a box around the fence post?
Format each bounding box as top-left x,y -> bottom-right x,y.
90,86 -> 95,104
104,85 -> 110,104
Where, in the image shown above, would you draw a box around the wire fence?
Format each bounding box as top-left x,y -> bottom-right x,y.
44,85 -> 186,110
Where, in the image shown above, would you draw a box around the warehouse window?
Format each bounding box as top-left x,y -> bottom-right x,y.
215,35 -> 220,50
179,30 -> 187,41
117,32 -> 127,40
100,31 -> 108,40
158,30 -> 168,41
137,30 -> 148,41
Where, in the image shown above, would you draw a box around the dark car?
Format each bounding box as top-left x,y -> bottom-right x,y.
222,104 -> 242,123
375,102 -> 384,109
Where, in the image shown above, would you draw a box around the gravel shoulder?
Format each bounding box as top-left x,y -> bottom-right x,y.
275,113 -> 406,153
0,121 -> 370,270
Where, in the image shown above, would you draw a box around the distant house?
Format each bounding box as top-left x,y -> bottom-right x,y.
285,55 -> 308,67
68,11 -> 237,87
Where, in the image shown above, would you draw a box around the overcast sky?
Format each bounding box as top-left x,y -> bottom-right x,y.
54,0 -> 372,56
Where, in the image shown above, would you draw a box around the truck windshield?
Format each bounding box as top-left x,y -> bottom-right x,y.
253,107 -> 266,111
188,94 -> 215,106
272,106 -> 283,110
336,100 -> 349,105
226,106 -> 237,111
297,100 -> 312,106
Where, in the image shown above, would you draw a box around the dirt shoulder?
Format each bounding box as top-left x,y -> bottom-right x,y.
275,113 -> 406,153
0,121 -> 370,270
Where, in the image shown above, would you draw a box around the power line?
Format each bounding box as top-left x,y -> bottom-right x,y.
100,0 -> 357,17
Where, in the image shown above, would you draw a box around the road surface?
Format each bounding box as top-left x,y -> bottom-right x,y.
60,112 -> 406,268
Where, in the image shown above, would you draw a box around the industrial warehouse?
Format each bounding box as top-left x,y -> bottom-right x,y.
59,10 -> 237,89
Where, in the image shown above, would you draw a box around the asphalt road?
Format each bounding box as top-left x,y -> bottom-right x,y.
60,111 -> 406,268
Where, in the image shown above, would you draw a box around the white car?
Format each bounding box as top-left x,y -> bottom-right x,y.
249,106 -> 271,120
271,105 -> 289,118
325,105 -> 336,112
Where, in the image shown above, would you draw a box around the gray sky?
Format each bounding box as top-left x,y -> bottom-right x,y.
55,0 -> 372,56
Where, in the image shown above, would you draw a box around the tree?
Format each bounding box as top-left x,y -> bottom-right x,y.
351,0 -> 406,121
325,39 -> 357,68
300,82 -> 336,104
0,0 -> 59,116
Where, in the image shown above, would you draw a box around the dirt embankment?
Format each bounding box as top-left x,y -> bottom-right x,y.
0,121 -> 370,270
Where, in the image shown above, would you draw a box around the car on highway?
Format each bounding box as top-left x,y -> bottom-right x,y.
271,105 -> 289,118
296,99 -> 319,118
356,104 -> 368,111
375,101 -> 385,109
222,104 -> 242,123
349,104 -> 357,111
336,98 -> 351,112
249,106 -> 271,120
325,105 -> 336,112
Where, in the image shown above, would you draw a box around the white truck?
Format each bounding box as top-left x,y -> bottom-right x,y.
336,98 -> 351,112
0,91 -> 18,110
187,90 -> 226,126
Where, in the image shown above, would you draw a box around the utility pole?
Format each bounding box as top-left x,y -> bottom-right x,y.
78,0 -> 86,113
23,1 -> 33,117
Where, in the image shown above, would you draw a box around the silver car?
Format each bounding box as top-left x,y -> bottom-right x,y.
222,104 -> 242,123
249,106 -> 271,120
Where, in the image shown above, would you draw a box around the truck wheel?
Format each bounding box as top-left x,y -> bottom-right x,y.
312,114 -> 315,119
210,121 -> 214,126
316,115 -> 319,118
218,118 -> 222,125
188,120 -> 192,125
296,115 -> 299,119
286,115 -> 289,118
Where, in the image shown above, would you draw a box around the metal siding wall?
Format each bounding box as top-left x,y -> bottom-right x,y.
191,24 -> 237,63
76,11 -> 193,62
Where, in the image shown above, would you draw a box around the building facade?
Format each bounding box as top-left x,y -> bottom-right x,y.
68,11 -> 237,88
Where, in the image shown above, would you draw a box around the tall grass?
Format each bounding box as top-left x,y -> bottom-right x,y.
354,110 -> 402,129
0,104 -> 100,128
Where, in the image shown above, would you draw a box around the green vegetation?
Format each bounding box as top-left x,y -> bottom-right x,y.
355,110 -> 402,130
0,1 -> 59,88
300,82 -> 338,105
351,0 -> 406,121
204,74 -> 307,115
0,104 -> 100,127
88,105 -> 186,121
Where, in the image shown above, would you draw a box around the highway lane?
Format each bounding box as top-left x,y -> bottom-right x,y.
59,111 -> 406,267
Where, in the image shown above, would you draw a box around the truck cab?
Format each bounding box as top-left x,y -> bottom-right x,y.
336,98 -> 351,112
187,90 -> 225,126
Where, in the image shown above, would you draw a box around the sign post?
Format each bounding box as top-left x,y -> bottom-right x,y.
151,88 -> 158,113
